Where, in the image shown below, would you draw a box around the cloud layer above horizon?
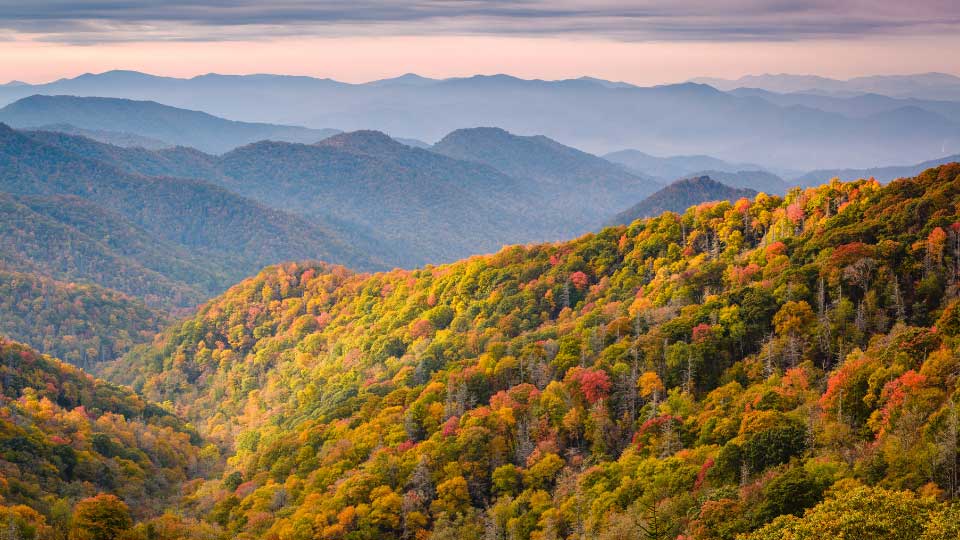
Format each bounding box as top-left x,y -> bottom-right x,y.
1,0 -> 958,44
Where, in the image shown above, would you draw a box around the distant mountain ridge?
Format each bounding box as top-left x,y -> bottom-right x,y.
30,122 -> 172,149
729,87 -> 960,124
432,127 -> 660,230
604,149 -> 768,180
794,153 -> 960,185
684,169 -> 791,194
0,95 -> 341,153
2,70 -> 958,168
692,72 -> 960,100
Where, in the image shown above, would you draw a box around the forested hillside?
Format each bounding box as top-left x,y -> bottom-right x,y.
0,123 -> 381,308
432,127 -> 660,233
217,131 -> 540,265
106,164 -> 960,539
0,269 -> 163,367
21,125 -> 663,267
0,338 -> 212,538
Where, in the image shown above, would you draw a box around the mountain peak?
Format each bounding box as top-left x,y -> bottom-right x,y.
368,73 -> 437,86
436,126 -> 513,144
316,129 -> 406,154
610,174 -> 757,224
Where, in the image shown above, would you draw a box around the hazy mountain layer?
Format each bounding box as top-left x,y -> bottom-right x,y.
0,95 -> 341,153
0,123 -> 383,307
2,71 -> 957,168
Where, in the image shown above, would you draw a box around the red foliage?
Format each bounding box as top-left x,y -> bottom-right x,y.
765,242 -> 787,257
566,367 -> 612,404
692,323 -> 713,344
694,457 -> 715,490
730,263 -> 761,286
830,242 -> 874,267
570,271 -> 590,291
875,370 -> 928,436
819,354 -> 872,415
785,202 -> 805,224
506,383 -> 541,410
442,416 -> 459,437
410,319 -> 434,339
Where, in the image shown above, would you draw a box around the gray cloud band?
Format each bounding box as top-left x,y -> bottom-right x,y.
0,0 -> 957,43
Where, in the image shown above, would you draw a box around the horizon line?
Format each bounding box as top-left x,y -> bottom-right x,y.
6,68 -> 960,88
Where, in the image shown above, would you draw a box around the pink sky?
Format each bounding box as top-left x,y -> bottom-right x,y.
2,33 -> 959,85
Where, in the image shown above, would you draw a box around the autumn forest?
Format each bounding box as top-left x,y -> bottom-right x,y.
2,8 -> 960,536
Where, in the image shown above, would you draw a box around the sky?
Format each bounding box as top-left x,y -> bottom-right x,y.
0,0 -> 958,85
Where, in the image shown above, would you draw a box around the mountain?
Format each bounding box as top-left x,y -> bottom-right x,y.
0,95 -> 341,153
0,337 -> 207,535
0,269 -> 163,367
3,71 -> 959,168
18,126 -> 655,268
795,153 -> 960,185
396,137 -> 431,148
217,130 -> 543,265
105,163 -> 960,539
0,192 -> 207,308
30,123 -> 172,149
432,127 -> 660,229
685,169 -> 791,193
692,72 -> 960,100
730,87 -> 960,124
603,148 -> 768,180
610,175 -> 758,224
0,123 -> 382,308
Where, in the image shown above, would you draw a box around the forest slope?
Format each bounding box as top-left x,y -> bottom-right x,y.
0,338 -> 210,537
0,124 -> 381,308
0,269 -> 164,367
108,164 -> 960,539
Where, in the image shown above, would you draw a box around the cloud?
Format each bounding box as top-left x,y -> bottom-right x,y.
0,0 -> 958,44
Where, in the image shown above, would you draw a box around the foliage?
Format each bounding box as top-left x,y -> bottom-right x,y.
57,163 -> 960,537
0,337 -> 208,539
0,269 -> 163,367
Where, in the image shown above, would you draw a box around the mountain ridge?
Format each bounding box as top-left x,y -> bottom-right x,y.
2,71 -> 957,168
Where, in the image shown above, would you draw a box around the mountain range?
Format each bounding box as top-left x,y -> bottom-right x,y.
11,118 -> 664,268
0,123 -> 380,308
603,149 -> 767,180
793,153 -> 960,185
2,71 -> 958,169
692,72 -> 960,100
0,94 -> 341,153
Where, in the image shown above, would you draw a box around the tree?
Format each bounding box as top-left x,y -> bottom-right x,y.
745,484 -> 941,540
431,477 -> 471,517
69,494 -> 132,540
